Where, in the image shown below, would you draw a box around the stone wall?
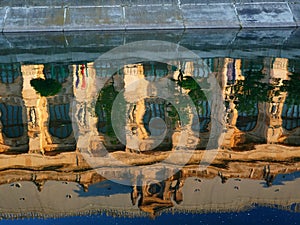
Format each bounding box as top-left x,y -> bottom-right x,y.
0,0 -> 299,31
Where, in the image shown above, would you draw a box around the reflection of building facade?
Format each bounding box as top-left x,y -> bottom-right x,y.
2,165 -> 300,219
0,63 -> 28,152
0,57 -> 299,153
1,58 -> 300,217
0,63 -> 77,154
221,57 -> 300,149
123,63 -> 173,152
0,57 -> 299,152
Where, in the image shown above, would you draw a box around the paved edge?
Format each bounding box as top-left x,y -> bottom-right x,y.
0,2 -> 299,32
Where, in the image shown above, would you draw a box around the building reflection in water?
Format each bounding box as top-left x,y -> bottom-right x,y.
0,57 -> 300,218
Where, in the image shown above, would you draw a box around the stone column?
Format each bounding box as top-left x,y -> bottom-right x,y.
123,64 -> 147,152
267,58 -> 289,144
21,65 -> 47,154
72,63 -> 104,153
210,58 -> 229,149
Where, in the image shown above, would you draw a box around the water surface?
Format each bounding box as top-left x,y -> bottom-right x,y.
0,29 -> 300,224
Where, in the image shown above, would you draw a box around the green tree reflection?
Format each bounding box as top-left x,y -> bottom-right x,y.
281,72 -> 300,105
30,78 -> 62,97
95,84 -> 118,138
231,71 -> 273,113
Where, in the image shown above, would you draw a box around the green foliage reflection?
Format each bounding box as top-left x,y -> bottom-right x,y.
230,71 -> 273,113
95,84 -> 118,138
30,78 -> 62,97
281,72 -> 300,105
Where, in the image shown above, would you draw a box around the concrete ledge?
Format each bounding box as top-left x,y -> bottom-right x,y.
64,6 -> 124,31
1,0 -> 298,7
124,5 -> 183,30
181,4 -> 240,29
0,1 -> 299,32
3,7 -> 64,32
289,3 -> 300,27
236,3 -> 296,28
0,7 -> 6,31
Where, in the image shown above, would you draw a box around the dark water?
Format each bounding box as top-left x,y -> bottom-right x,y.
1,29 -> 300,224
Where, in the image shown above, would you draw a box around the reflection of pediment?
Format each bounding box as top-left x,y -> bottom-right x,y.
139,199 -> 173,217
131,180 -> 183,217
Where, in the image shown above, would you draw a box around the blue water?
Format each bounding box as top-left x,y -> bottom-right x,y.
2,207 -> 299,225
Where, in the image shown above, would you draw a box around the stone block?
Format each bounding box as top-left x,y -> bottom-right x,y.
236,3 -> 296,28
0,0 -> 123,7
3,7 -> 64,32
236,0 -> 287,3
64,6 -> 124,31
0,0 -> 22,7
289,2 -> 300,26
180,0 -> 233,4
124,5 -> 183,29
65,0 -> 176,7
62,0 -> 124,7
124,0 -> 177,6
0,8 -> 6,32
0,7 -> 7,32
181,4 -> 240,28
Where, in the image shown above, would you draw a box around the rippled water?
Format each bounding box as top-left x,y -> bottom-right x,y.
0,30 -> 300,224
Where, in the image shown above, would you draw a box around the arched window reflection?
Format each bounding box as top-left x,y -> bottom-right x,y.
241,59 -> 264,74
97,105 -> 107,133
147,183 -> 163,196
143,102 -> 166,136
282,103 -> 300,130
226,59 -> 236,85
143,62 -> 168,81
43,64 -> 70,83
96,84 -> 119,137
0,103 -> 24,138
236,103 -> 258,132
0,63 -> 21,84
202,59 -> 214,77
192,101 -> 211,133
49,104 -> 72,139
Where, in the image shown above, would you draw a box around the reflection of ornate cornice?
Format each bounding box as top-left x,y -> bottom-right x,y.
0,144 -> 300,183
1,175 -> 300,220
139,200 -> 173,217
1,144 -> 300,219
